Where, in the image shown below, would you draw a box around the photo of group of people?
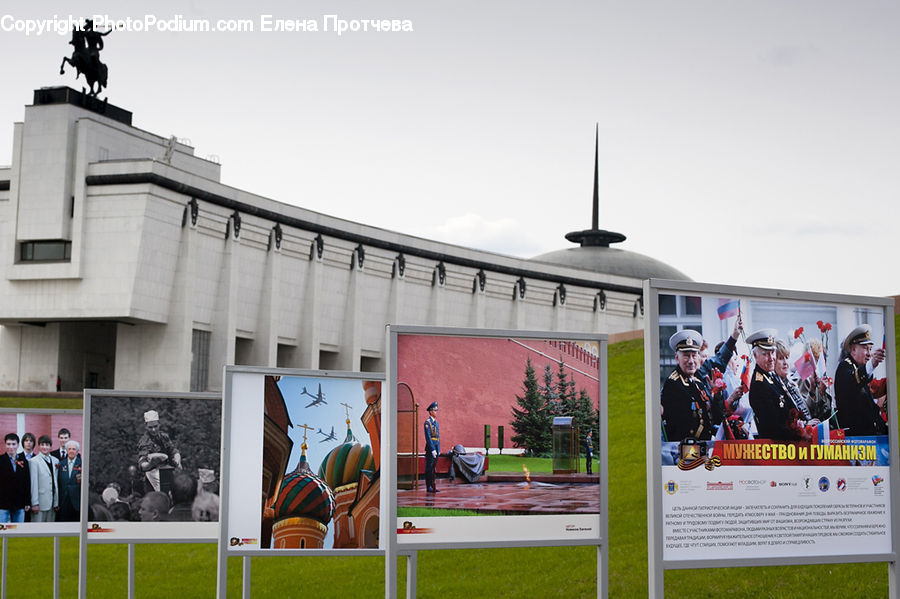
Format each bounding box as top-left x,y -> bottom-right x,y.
0,411 -> 83,529
86,394 -> 221,528
657,292 -> 890,465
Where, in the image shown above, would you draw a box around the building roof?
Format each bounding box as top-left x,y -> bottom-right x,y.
318,424 -> 374,490
272,451 -> 335,525
531,245 -> 690,281
530,126 -> 690,283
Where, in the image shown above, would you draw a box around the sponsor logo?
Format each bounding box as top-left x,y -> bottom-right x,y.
837,479 -> 847,491
397,521 -> 433,535
818,476 -> 830,492
229,537 -> 258,546
87,523 -> 114,533
739,480 -> 767,485
676,438 -> 721,471
770,481 -> 777,487
872,475 -> 884,486
706,481 -> 733,491
0,524 -> 16,531
666,480 -> 678,495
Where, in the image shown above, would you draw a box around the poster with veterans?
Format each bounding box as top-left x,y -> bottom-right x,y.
650,284 -> 894,563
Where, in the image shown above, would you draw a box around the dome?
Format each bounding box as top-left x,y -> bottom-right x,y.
318,423 -> 374,490
273,451 -> 335,525
531,245 -> 690,281
533,125 -> 692,283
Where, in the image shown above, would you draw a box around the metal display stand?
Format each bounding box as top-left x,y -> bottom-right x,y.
77,390 -> 221,599
0,407 -> 82,599
386,325 -> 609,599
644,279 -> 900,598
216,367 -> 387,598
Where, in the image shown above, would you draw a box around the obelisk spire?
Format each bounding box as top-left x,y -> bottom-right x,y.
564,125 -> 626,247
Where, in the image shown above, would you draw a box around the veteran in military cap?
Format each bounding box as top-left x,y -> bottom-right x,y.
660,315 -> 742,442
747,329 -> 804,441
834,324 -> 887,436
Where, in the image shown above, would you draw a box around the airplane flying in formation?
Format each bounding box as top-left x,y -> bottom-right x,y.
301,383 -> 327,408
317,426 -> 337,442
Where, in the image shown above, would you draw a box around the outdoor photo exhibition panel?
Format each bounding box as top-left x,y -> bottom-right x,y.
644,279 -> 899,596
219,366 -> 386,558
0,408 -> 83,538
80,390 -> 222,543
387,326 -> 608,551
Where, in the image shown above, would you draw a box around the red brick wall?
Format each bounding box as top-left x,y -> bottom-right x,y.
396,335 -> 601,453
0,412 -> 83,448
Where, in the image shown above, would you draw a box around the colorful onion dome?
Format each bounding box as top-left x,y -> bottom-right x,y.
318,423 -> 374,490
363,381 -> 381,405
273,449 -> 335,525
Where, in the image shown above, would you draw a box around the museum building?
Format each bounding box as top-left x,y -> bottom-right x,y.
0,88 -> 688,393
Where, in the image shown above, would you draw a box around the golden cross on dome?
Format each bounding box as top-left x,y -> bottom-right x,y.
296,423 -> 314,448
340,402 -> 353,425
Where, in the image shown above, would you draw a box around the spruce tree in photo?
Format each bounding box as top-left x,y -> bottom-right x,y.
511,357 -> 551,456
542,363 -> 561,417
555,360 -> 577,418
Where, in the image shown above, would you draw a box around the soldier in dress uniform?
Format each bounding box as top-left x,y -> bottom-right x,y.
584,430 -> 594,474
660,315 -> 742,442
424,402 -> 440,493
834,324 -> 888,436
748,330 -> 803,441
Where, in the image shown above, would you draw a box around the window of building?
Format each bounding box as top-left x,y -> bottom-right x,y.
191,330 -> 211,392
19,240 -> 71,262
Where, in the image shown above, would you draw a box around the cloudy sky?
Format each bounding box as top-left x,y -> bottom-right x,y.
1,1 -> 897,297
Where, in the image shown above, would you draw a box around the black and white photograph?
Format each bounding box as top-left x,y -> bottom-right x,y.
83,391 -> 221,540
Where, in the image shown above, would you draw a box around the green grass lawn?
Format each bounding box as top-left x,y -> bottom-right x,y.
2,315 -> 898,597
397,507 -> 505,517
0,397 -> 82,409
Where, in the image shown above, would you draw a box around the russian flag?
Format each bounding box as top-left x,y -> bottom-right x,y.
717,298 -> 739,320
816,419 -> 829,446
794,351 -> 816,380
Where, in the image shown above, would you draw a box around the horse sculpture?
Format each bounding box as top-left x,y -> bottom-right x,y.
59,20 -> 109,97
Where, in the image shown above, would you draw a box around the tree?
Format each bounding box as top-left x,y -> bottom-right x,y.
554,360 -> 577,418
542,363 -> 561,417
510,358 -> 552,456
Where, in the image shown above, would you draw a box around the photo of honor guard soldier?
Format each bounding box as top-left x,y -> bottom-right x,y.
660,316 -> 742,442
748,330 -> 803,441
424,402 -> 440,493
585,429 -> 594,475
834,324 -> 888,436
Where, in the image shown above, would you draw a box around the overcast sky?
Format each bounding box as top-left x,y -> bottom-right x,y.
1,1 -> 897,297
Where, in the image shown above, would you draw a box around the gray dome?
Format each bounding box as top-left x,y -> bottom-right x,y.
531,245 -> 691,281
538,125 -> 692,282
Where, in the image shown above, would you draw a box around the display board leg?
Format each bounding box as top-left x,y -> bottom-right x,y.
53,537 -> 60,599
77,531 -> 86,599
385,549 -> 395,599
1,536 -> 7,599
891,559 -> 899,599
596,544 -> 606,599
405,551 -> 417,599
242,556 -> 251,598
127,544 -> 135,599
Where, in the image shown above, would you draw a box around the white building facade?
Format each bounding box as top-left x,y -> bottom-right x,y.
0,89 -> 676,393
